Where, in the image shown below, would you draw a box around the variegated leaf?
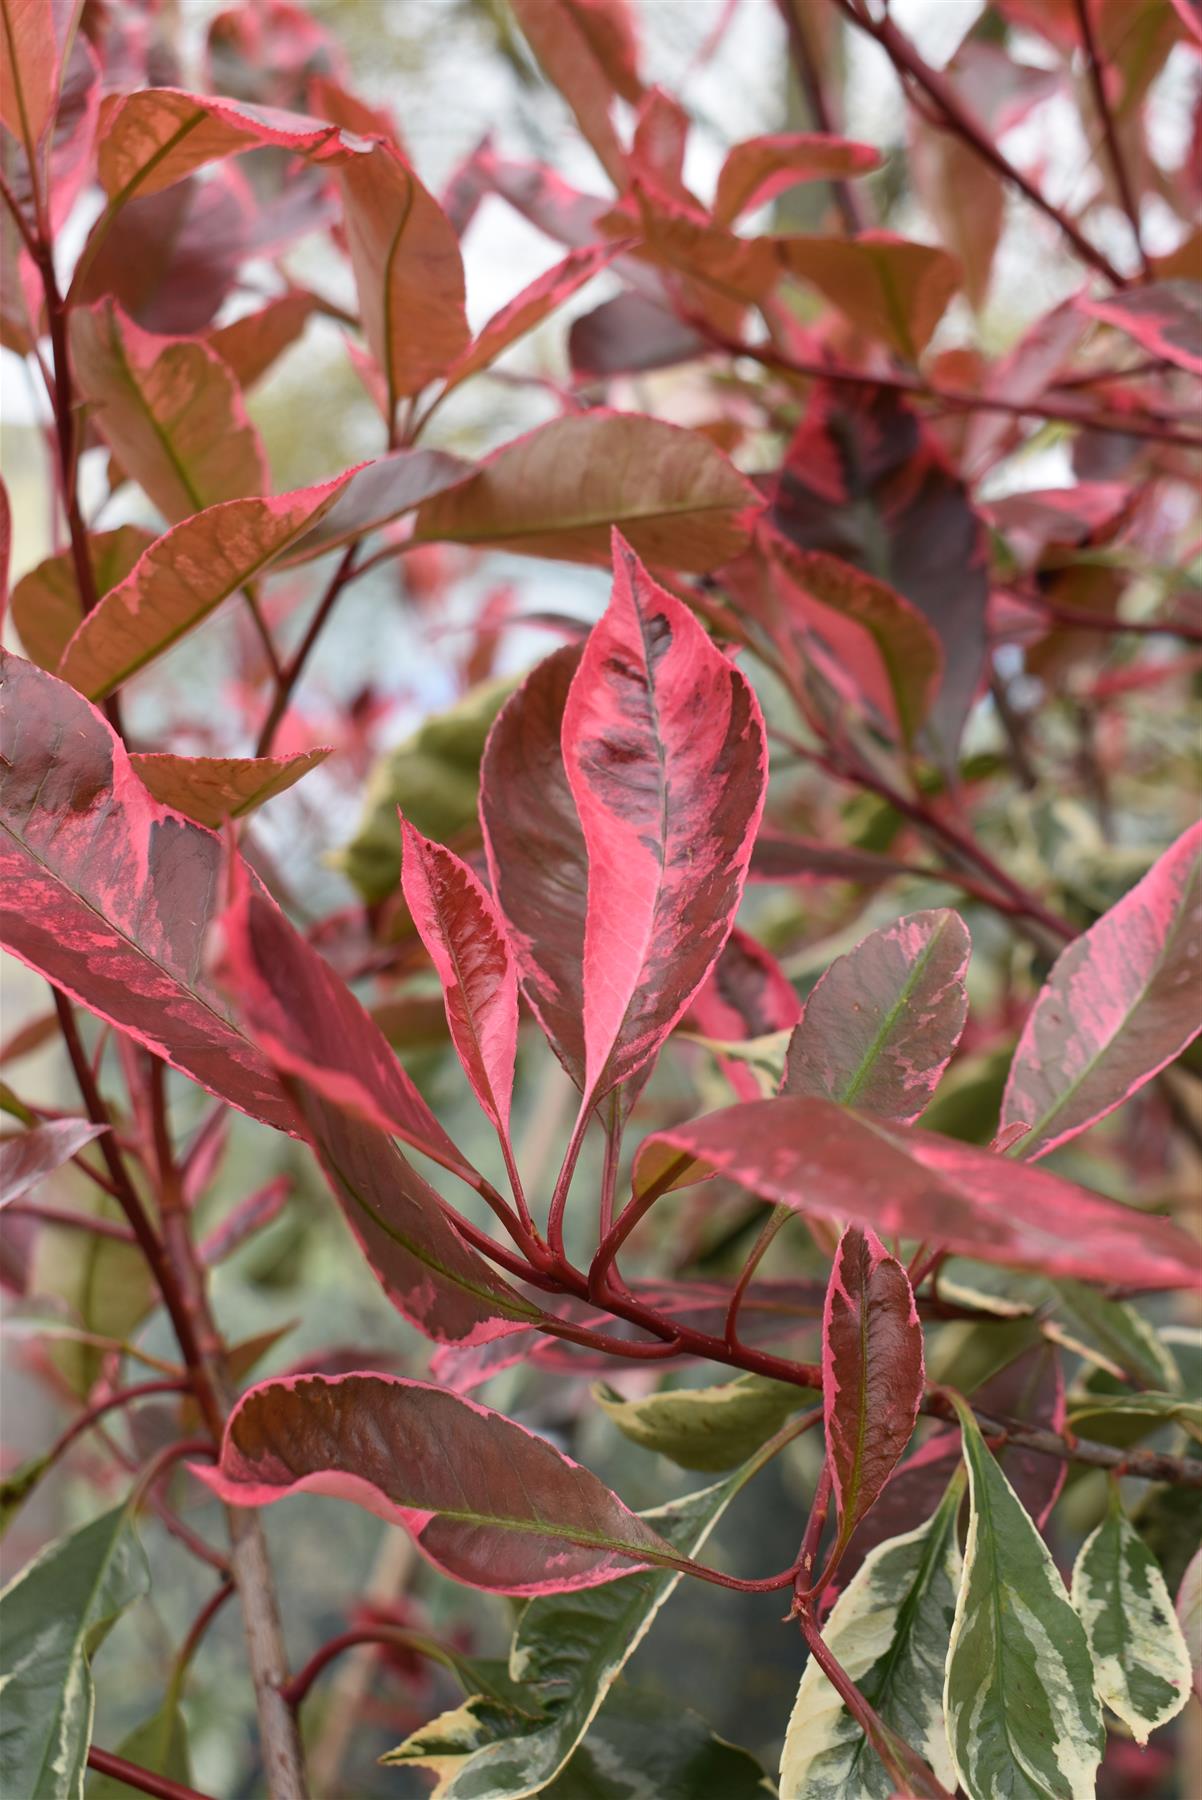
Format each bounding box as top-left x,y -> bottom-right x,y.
780,1475 -> 963,1799
1071,1485 -> 1192,1743
944,1401 -> 1104,1800
593,1372 -> 810,1472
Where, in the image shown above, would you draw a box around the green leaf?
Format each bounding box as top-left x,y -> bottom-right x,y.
1070,1485 -> 1192,1744
594,1372 -> 810,1472
676,1028 -> 793,1100
1048,1282 -> 1180,1391
0,1504 -> 150,1800
1066,1389 -> 1202,1443
31,1195 -> 157,1395
384,1459 -> 762,1797
338,675 -> 517,903
86,1696 -> 191,1798
944,1401 -> 1104,1800
779,1475 -> 963,1799
542,1686 -> 770,1798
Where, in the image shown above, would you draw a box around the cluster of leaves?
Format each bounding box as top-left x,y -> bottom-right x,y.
1,0 -> 1200,1797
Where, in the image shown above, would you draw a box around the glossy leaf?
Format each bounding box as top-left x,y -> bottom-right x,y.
0,652 -> 295,1132
784,910 -> 971,1125
58,477 -> 351,699
713,132 -> 880,225
780,1475 -> 963,1799
1084,280 -> 1202,376
1071,1485 -> 1192,1743
441,240 -> 626,396
562,535 -> 767,1100
1001,822 -> 1202,1159
414,412 -> 761,569
594,1372 -> 809,1471
0,1119 -> 108,1206
339,142 -> 470,416
387,1446 -> 772,1796
633,1096 -> 1200,1290
823,1226 -> 924,1556
480,645 -> 589,1085
771,383 -> 988,765
0,0 -> 55,151
127,748 -> 331,828
10,526 -> 153,672
94,86 -> 368,203
203,1371 -> 674,1595
0,1504 -> 150,1800
779,232 -> 961,361
401,817 -> 518,1136
211,872 -> 536,1343
944,1401 -> 1104,1800
68,300 -> 266,522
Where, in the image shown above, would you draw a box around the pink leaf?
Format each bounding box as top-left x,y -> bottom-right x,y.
281,449 -> 473,565
822,1225 -> 924,1554
400,817 -> 518,1136
0,651 -> 294,1132
713,132 -> 881,226
199,1177 -> 292,1266
562,533 -> 767,1100
480,643 -> 589,1087
1001,822 -> 1202,1160
0,1120 -> 108,1207
440,240 -> 628,396
68,300 -> 267,522
509,0 -> 632,188
633,1096 -> 1200,1291
127,750 -> 332,828
57,477 -> 352,699
783,909 -> 970,1124
1083,281 -> 1202,377
205,291 -> 320,390
688,926 -> 800,1102
200,1371 -> 672,1595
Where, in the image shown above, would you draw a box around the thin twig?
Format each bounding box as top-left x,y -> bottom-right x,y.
255,545 -> 359,757
86,1748 -> 218,1800
1071,0 -> 1148,276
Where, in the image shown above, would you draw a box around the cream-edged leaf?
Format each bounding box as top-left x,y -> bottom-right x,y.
594,1372 -> 811,1472
1071,1487 -> 1192,1743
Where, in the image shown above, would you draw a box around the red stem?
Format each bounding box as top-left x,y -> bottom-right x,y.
2,1200 -> 135,1240
1071,0 -> 1148,276
86,1748 -> 218,1800
255,545 -> 359,756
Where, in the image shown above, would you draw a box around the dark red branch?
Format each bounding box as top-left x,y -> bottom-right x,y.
86,1748 -> 218,1800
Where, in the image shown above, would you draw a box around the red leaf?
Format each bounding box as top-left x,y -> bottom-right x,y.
822,1225 -> 924,1554
0,652 -> 293,1131
127,749 -> 331,828
771,383 -> 988,764
199,1177 -> 292,1266
400,817 -> 518,1137
281,449 -> 473,565
338,142 -> 470,415
57,477 -> 352,699
413,411 -> 762,570
1001,823 -> 1202,1160
10,526 -> 153,672
633,1096 -> 1200,1290
561,534 -> 767,1100
749,831 -> 910,887
783,910 -> 970,1124
68,300 -> 267,522
200,1371 -> 672,1595
0,1120 -> 108,1207
778,231 -> 961,361
510,0 -> 632,187
713,132 -> 881,226
480,643 -> 589,1087
73,169 -> 251,335
211,877 -> 538,1344
205,291 -> 320,390
1084,280 -> 1202,376
689,927 -> 800,1102
0,0 -> 56,151
569,291 -> 706,379
94,86 -> 368,204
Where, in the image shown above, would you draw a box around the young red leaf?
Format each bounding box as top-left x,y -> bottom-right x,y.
205,291 -> 320,390
632,1096 -> 1200,1291
1084,280 -> 1202,376
439,239 -> 627,397
562,534 -> 767,1101
689,927 -> 801,1102
1000,822 -> 1202,1160
509,0 -> 632,187
338,142 -> 470,417
10,526 -> 154,672
400,817 -> 518,1136
281,449 -> 472,565
200,1372 -> 673,1594
127,749 -> 331,828
0,652 -> 293,1132
199,1177 -> 292,1267
68,300 -> 267,522
823,1225 -> 924,1556
94,86 -> 368,205
413,412 -> 761,570
480,643 -> 589,1087
0,0 -> 56,152
712,132 -> 881,226
0,1120 -> 109,1207
57,477 -> 352,699
569,291 -> 707,379
783,910 -> 970,1125
778,231 -> 961,361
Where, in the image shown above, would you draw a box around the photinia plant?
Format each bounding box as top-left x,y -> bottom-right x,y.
1,1 -> 1200,1797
